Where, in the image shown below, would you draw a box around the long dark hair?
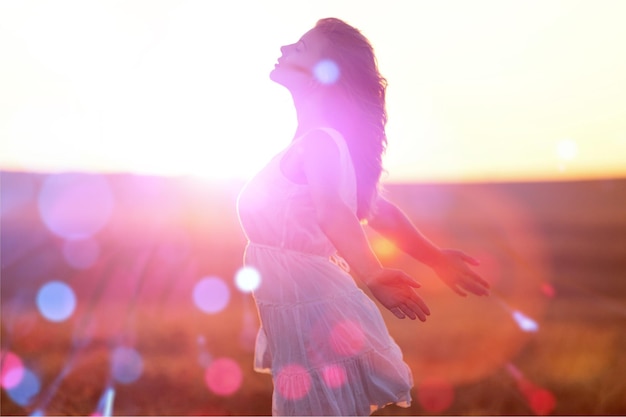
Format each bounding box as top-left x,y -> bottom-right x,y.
314,18 -> 388,220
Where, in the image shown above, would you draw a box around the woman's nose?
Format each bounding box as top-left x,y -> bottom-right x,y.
280,43 -> 294,55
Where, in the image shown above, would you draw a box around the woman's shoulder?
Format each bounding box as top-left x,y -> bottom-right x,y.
295,128 -> 346,161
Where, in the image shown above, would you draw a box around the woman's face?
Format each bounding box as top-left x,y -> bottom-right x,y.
270,28 -> 328,92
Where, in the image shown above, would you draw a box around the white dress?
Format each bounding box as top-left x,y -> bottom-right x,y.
237,128 -> 413,416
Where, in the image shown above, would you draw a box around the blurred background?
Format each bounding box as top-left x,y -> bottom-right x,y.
1,1 -> 625,415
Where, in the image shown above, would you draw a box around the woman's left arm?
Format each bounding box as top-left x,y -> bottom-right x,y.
298,130 -> 430,321
368,196 -> 491,297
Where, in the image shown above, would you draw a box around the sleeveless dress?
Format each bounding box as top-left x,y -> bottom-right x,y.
237,128 -> 413,416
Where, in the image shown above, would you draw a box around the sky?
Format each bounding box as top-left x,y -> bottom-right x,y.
1,0 -> 625,183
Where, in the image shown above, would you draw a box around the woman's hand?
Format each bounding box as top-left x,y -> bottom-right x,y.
432,249 -> 490,297
364,268 -> 430,321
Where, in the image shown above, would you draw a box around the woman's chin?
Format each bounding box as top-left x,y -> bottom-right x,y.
269,68 -> 291,89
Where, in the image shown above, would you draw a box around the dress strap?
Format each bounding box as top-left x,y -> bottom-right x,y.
311,127 -> 358,212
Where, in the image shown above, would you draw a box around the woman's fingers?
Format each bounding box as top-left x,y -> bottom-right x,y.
461,271 -> 490,295
390,307 -> 405,319
470,271 -> 491,290
459,251 -> 481,266
398,304 -> 416,320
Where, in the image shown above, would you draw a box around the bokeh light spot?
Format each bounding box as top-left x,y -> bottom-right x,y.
321,364 -> 347,389
330,320 -> 364,356
62,237 -> 100,269
234,266 -> 261,293
204,357 -> 243,396
313,59 -> 340,84
5,368 -> 41,406
36,281 -> 77,322
1,351 -> 25,389
38,173 -> 114,239
527,387 -> 557,415
276,364 -> 311,400
0,172 -> 36,216
111,347 -> 143,384
193,277 -> 230,314
417,378 -> 455,413
541,282 -> 556,298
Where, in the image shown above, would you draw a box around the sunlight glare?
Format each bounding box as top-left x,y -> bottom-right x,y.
557,139 -> 578,161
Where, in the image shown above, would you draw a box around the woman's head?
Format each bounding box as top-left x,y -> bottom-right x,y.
272,18 -> 388,219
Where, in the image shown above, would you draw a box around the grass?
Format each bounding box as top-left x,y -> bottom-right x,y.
2,175 -> 625,415
2,292 -> 625,415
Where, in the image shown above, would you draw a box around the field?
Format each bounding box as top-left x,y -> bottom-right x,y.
1,172 -> 625,415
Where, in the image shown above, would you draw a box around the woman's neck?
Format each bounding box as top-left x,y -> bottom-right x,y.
291,89 -> 332,139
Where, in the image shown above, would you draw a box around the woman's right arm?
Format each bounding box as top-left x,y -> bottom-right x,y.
368,196 -> 490,297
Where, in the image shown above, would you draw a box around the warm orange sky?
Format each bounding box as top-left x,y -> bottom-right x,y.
1,0 -> 625,182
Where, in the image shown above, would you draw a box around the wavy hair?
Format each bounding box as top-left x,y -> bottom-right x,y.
314,18 -> 388,220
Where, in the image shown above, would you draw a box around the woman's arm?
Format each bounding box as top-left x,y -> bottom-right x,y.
368,196 -> 490,297
297,130 -> 430,321
368,197 -> 442,266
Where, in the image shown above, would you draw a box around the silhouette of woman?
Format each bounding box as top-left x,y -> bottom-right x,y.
237,18 -> 490,416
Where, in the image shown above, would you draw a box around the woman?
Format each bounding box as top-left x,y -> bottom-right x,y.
237,18 -> 490,416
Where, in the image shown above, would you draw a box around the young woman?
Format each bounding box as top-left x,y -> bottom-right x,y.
237,18 -> 490,416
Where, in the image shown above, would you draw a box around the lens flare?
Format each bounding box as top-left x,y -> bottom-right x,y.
38,173 -> 114,240
193,276 -> 230,314
1,351 -> 25,389
527,387 -> 557,415
511,310 -> 539,333
197,335 -> 213,368
541,282 -> 556,298
313,59 -> 340,84
62,238 -> 100,269
371,237 -> 398,262
111,347 -> 143,384
92,386 -> 115,417
276,364 -> 311,400
5,368 -> 41,407
36,281 -> 77,322
234,266 -> 261,293
506,363 -> 556,415
494,295 -> 540,333
321,364 -> 347,389
330,320 -> 365,357
204,357 -> 243,396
